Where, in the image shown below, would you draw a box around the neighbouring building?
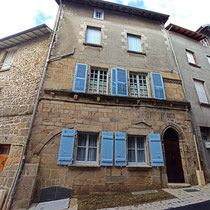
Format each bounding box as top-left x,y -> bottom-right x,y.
166,24 -> 210,182
12,0 -> 199,209
0,25 -> 52,209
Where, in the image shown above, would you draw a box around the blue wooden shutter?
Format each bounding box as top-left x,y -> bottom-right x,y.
111,68 -> 128,96
150,73 -> 166,100
85,27 -> 101,45
100,131 -> 113,166
72,63 -> 88,92
148,134 -> 164,167
57,129 -> 76,165
115,132 -> 127,166
127,34 -> 142,52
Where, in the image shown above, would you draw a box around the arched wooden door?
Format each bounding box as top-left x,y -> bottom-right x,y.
164,128 -> 185,183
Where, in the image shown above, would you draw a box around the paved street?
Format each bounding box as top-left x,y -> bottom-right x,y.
100,183 -> 210,210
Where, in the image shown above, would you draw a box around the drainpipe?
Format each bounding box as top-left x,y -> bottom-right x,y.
6,1 -> 63,209
165,27 -> 208,179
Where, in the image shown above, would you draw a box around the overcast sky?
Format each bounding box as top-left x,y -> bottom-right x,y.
0,0 -> 209,39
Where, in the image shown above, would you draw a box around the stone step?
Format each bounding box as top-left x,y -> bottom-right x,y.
167,183 -> 191,189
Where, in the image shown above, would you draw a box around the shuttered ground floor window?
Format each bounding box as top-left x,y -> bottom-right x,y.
76,133 -> 98,164
128,136 -> 147,165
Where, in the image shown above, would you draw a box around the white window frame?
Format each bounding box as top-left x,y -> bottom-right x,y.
93,9 -> 104,20
127,34 -> 142,53
88,67 -> 108,95
129,73 -> 149,98
194,79 -> 209,104
85,26 -> 101,45
186,50 -> 196,65
1,50 -> 16,71
128,135 -> 147,166
75,132 -> 99,165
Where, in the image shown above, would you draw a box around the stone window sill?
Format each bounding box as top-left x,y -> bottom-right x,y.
83,42 -> 102,48
200,102 -> 210,107
189,62 -> 201,68
69,164 -> 100,168
127,165 -> 152,170
0,68 -> 11,72
127,50 -> 146,56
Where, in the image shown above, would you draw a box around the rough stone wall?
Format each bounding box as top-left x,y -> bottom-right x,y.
0,34 -> 51,209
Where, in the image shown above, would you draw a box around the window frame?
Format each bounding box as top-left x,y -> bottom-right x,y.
84,26 -> 102,46
207,56 -> 210,64
93,9 -> 104,20
75,132 -> 99,166
127,135 -> 147,166
129,72 -> 149,98
88,67 -> 108,95
127,33 -> 142,53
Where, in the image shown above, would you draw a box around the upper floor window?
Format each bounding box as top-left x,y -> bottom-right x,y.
127,34 -> 142,53
207,56 -> 210,64
76,133 -> 98,164
1,50 -> 16,71
128,135 -> 147,165
93,9 -> 104,20
88,67 -> 108,94
194,79 -> 208,104
200,127 -> 210,141
186,50 -> 196,65
85,26 -> 101,46
129,73 -> 149,98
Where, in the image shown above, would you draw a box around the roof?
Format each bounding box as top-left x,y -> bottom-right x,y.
196,24 -> 210,38
166,23 -> 206,41
56,0 -> 169,23
0,24 -> 52,50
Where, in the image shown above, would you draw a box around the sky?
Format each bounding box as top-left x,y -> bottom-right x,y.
0,0 -> 209,39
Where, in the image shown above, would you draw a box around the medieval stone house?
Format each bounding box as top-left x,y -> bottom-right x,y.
11,0 -> 200,209
0,25 -> 51,209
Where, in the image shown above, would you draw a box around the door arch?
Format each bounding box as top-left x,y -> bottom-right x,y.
164,128 -> 185,183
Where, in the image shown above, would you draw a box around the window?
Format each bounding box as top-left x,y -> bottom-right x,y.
76,133 -> 98,164
129,73 -> 149,97
127,34 -> 142,53
186,50 -> 196,65
85,26 -> 101,45
194,80 -> 208,104
93,9 -> 104,20
207,56 -> 210,64
200,127 -> 210,141
1,50 -> 16,70
128,136 -> 147,165
88,67 -> 108,94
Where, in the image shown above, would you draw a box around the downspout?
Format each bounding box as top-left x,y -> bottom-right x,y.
165,27 -> 207,178
6,1 -> 63,209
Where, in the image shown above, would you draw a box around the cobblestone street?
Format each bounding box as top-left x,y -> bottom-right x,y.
100,184 -> 210,210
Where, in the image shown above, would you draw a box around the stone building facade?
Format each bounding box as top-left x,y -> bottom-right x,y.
0,25 -> 51,209
12,0 -> 199,209
166,24 -> 210,182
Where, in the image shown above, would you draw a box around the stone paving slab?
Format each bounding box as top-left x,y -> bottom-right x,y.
100,184 -> 210,210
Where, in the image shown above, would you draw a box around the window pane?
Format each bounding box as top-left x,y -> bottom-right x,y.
127,34 -> 142,52
88,148 -> 97,161
130,74 -> 138,97
137,137 -> 145,149
76,148 -> 86,161
78,134 -> 86,146
128,149 -> 135,162
138,75 -> 148,97
85,27 -> 101,45
186,51 -> 196,64
137,150 -> 145,163
89,134 -> 97,147
128,137 -> 135,148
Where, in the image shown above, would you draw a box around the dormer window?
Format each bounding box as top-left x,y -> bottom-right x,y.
93,9 -> 104,20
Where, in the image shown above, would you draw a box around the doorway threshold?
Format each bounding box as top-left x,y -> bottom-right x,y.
167,183 -> 191,189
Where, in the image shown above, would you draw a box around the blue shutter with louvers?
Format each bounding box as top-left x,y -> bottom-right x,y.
100,131 -> 113,166
115,132 -> 127,166
151,73 -> 166,100
148,134 -> 164,167
111,68 -> 128,96
57,129 -> 76,165
72,63 -> 88,92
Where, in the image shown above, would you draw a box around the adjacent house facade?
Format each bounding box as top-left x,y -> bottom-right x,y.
166,24 -> 210,182
12,0 -> 200,209
0,25 -> 51,209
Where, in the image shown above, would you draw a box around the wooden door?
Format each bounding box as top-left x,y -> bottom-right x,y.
0,145 -> 10,174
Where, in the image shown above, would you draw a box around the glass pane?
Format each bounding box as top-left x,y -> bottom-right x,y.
137,137 -> 145,149
76,148 -> 86,161
88,148 -> 97,161
128,149 -> 135,162
89,134 -> 97,147
128,137 -> 135,148
137,150 -> 145,163
78,134 -> 86,146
